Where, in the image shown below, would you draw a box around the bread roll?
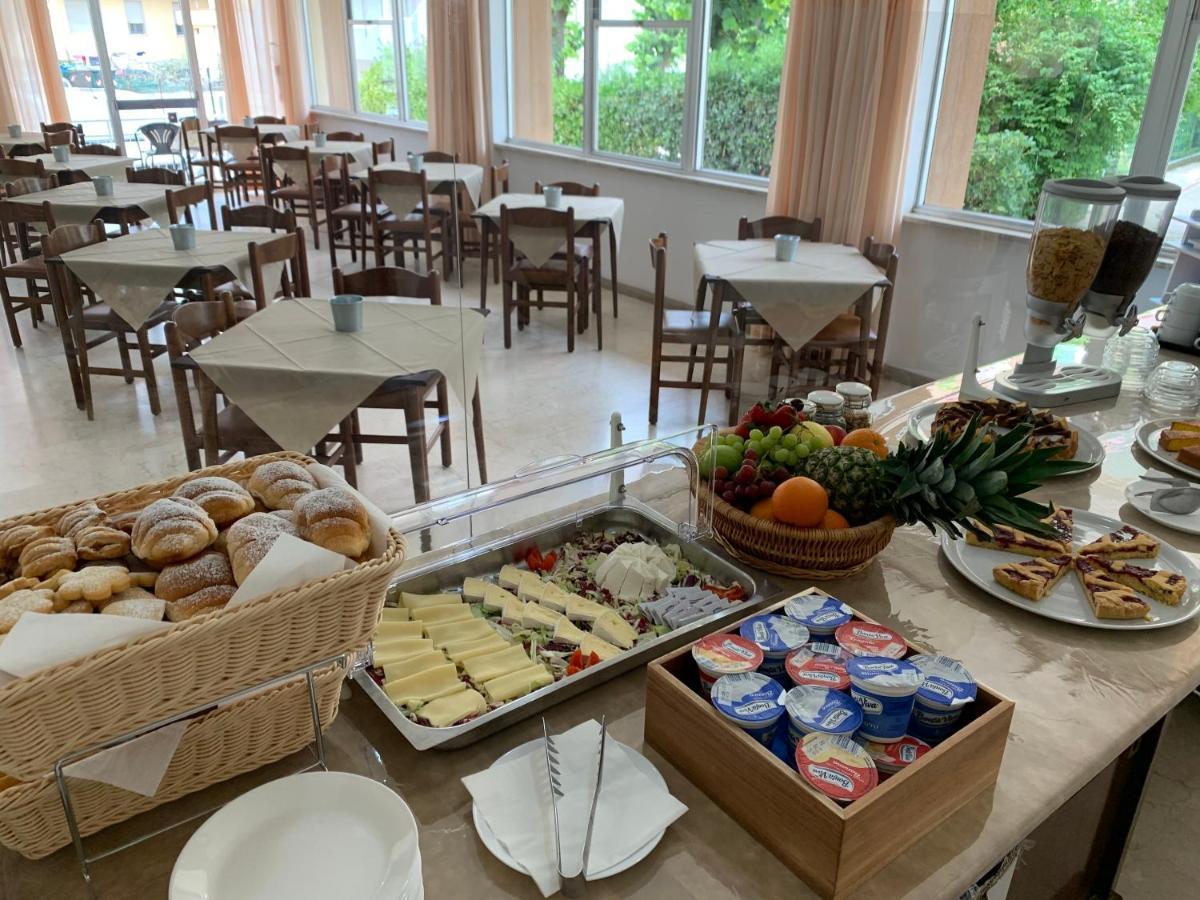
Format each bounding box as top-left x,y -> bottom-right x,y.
131,498 -> 218,566
75,524 -> 131,561
173,477 -> 255,526
247,461 -> 318,510
156,551 -> 237,622
225,512 -> 299,585
293,488 -> 370,558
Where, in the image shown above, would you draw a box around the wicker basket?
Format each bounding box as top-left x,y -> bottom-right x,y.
0,452 -> 403,780
0,660 -> 346,860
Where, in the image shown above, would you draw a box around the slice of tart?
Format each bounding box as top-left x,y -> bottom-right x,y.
1077,524 -> 1159,560
1073,557 -> 1151,620
1081,556 -> 1187,606
993,555 -> 1073,601
1043,505 -> 1073,544
965,522 -> 1069,558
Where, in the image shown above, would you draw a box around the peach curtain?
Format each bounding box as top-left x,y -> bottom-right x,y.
216,0 -> 311,124
27,0 -> 70,123
767,0 -> 926,246
0,1 -> 54,128
427,0 -> 492,168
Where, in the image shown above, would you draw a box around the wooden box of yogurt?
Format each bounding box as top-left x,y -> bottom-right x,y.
643,588 -> 1014,900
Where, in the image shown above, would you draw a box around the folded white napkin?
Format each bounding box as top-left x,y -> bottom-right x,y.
462,720 -> 687,897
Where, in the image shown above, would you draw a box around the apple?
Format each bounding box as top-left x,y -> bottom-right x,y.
825,425 -> 846,446
796,420 -> 834,450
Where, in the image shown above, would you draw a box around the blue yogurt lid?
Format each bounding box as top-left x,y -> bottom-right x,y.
712,672 -> 786,724
739,614 -> 811,655
783,592 -> 855,631
910,654 -> 977,710
846,657 -> 923,695
784,686 -> 863,735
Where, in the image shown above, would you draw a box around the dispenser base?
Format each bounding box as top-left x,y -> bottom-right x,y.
993,365 -> 1121,407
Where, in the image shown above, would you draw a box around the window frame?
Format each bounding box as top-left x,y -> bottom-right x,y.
125,0 -> 145,35
341,0 -> 426,126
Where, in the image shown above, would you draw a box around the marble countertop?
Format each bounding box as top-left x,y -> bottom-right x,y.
6,345 -> 1200,900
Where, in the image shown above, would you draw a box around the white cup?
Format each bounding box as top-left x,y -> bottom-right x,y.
169,223 -> 196,251
313,131 -> 327,147
1159,284 -> 1200,318
775,234 -> 800,262
242,115 -> 254,127
543,185 -> 563,209
6,125 -> 20,138
93,175 -> 113,197
51,145 -> 70,163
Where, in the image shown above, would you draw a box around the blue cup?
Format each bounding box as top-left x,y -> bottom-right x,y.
7,125 -> 20,138
52,145 -> 70,163
242,116 -> 254,126
331,294 -> 364,333
169,224 -> 196,251
408,153 -> 424,174
313,132 -> 327,147
775,234 -> 800,262
543,185 -> 563,209
93,175 -> 113,197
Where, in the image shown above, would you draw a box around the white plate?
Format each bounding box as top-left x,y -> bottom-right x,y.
906,402 -> 1104,474
939,508 -> 1200,630
170,772 -> 422,900
1134,417 -> 1200,479
471,736 -> 667,881
1125,476 -> 1200,536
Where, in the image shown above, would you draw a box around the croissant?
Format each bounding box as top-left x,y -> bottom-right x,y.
293,488 -> 370,558
156,551 -> 237,622
131,498 -> 218,567
247,461 -> 318,511
173,476 -> 255,526
225,512 -> 299,585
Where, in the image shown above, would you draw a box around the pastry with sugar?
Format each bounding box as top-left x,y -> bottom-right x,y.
173,477 -> 256,526
18,535 -> 77,579
0,525 -> 55,567
57,502 -> 108,540
0,589 -> 55,633
131,498 -> 218,566
55,566 -> 131,604
247,461 -> 318,510
156,551 -> 237,622
75,524 -> 132,561
293,487 -> 370,558
225,512 -> 300,585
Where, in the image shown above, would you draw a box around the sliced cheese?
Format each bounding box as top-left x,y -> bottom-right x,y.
411,604 -> 475,625
463,645 -> 535,682
552,617 -> 587,646
444,634 -> 509,663
591,610 -> 637,649
482,583 -> 517,612
498,564 -> 524,589
373,637 -> 435,666
483,664 -> 553,702
500,595 -> 526,625
522,602 -> 562,630
389,680 -> 465,710
384,663 -> 464,706
426,618 -> 496,648
580,634 -> 621,661
420,688 -> 487,728
462,576 -> 490,602
382,650 -> 448,683
401,591 -> 463,609
375,620 -> 424,640
380,607 -> 411,622
565,595 -> 610,623
517,571 -> 545,602
539,583 -> 570,613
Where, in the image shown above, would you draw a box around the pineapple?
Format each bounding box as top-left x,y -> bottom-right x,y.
804,417 -> 1090,537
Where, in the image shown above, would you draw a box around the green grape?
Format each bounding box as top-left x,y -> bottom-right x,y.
793,444 -> 811,460
772,448 -> 790,463
746,440 -> 762,456
781,434 -> 799,449
768,426 -> 783,440
748,429 -> 764,442
761,436 -> 778,451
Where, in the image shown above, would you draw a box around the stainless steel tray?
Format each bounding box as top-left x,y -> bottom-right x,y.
353,500 -> 767,750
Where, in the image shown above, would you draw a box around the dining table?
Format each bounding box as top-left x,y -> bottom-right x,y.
353,161 -> 486,209
0,131 -> 45,153
4,180 -> 171,233
277,139 -> 374,173
201,123 -> 303,144
28,153 -> 129,181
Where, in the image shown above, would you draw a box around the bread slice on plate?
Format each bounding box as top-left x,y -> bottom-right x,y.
993,555 -> 1073,601
1073,557 -> 1151,620
1081,556 -> 1187,606
1179,445 -> 1200,470
1170,420 -> 1200,433
1077,524 -> 1159,560
1158,429 -> 1200,452
965,522 -> 1069,558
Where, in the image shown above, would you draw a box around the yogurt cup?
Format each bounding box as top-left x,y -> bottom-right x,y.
908,654 -> 977,744
739,614 -> 810,682
835,621 -> 908,659
784,686 -> 863,750
846,656 -> 923,743
784,642 -> 852,691
857,734 -> 930,778
783,591 -> 855,636
692,634 -> 763,698
712,672 -> 786,746
795,732 -> 878,804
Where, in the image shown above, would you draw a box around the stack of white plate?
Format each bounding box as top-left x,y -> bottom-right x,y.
170,772 -> 422,900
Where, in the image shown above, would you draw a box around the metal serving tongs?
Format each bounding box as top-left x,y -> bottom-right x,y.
543,716 -> 607,898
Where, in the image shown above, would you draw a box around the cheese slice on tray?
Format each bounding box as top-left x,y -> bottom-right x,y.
591,611 -> 638,649
462,577 -> 490,602
420,688 -> 488,728
426,618 -> 496,648
517,571 -> 546,602
498,565 -> 525,589
565,595 -> 610,623
580,634 -> 621,661
401,591 -> 463,609
443,634 -> 509,662
373,637 -> 434,666
482,583 -> 517,612
522,603 -> 562,630
385,664 -> 465,706
483,664 -> 553,702
500,595 -> 526,624
375,620 -> 424,640
380,607 -> 411,622
552,617 -> 588,646
463,645 -> 534,682
382,650 -> 447,683
412,604 -> 475,625
539,583 -> 571,613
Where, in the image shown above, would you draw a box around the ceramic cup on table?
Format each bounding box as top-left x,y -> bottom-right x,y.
1157,284 -> 1200,345
331,294 -> 365,333
6,124 -> 20,138
169,223 -> 196,251
313,131 -> 327,148
51,145 -> 70,163
407,152 -> 424,174
93,175 -> 113,198
242,115 -> 254,126
543,185 -> 563,209
775,234 -> 800,262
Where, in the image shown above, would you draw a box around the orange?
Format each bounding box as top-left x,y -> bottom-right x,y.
842,428 -> 888,459
749,498 -> 775,520
772,477 -> 828,528
819,509 -> 850,530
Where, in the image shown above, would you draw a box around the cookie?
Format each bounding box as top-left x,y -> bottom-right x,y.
60,600 -> 95,614
57,502 -> 108,540
0,577 -> 38,600
55,566 -> 132,604
101,588 -> 166,621
0,589 -> 55,633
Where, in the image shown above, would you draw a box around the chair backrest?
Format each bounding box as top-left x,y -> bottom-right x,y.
371,137 -> 395,164
861,235 -> 899,392
41,122 -> 83,148
248,230 -> 310,308
491,159 -> 510,196
77,143 -> 122,156
42,220 -> 106,258
54,169 -> 92,186
0,197 -> 56,260
327,131 -> 364,142
165,294 -> 242,463
167,294 -> 241,357
221,203 -> 298,233
264,145 -> 315,188
500,205 -> 576,276
6,143 -> 43,158
253,115 -> 286,125
368,167 -> 430,221
422,150 -> 457,163
333,265 -> 441,304
737,215 -> 821,242
3,176 -> 57,198
533,180 -> 599,197
138,122 -> 179,155
648,233 -> 668,324
215,125 -> 260,162
166,182 -> 217,227
0,158 -> 45,179
126,165 -> 185,186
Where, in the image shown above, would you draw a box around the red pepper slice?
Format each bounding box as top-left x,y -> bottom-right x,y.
525,548 -> 543,571
541,551 -> 557,571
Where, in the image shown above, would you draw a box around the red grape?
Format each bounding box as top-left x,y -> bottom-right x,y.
761,482 -> 777,496
722,490 -> 736,503
713,479 -> 726,493
713,466 -> 728,480
743,449 -> 758,461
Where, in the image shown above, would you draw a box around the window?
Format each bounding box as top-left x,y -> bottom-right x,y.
508,0 -> 789,178
125,0 -> 146,35
920,0 -> 1199,226
64,0 -> 90,33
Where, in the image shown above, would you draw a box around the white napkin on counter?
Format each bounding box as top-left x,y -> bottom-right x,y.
462,719 -> 687,897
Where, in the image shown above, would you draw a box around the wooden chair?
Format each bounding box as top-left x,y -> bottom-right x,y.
165,295 -> 357,482
179,116 -> 216,185
481,160 -> 510,283
247,230 -> 311,310
54,169 -> 92,186
214,125 -> 262,205
0,194 -> 56,347
252,115 -> 286,125
371,138 -> 396,164
533,180 -> 612,317
0,158 -> 46,179
263,144 -> 324,248
76,143 -> 122,156
422,151 -> 457,163
533,180 -> 599,197
324,154 -> 372,269
326,131 -> 364,142
769,237 -> 899,396
126,166 -> 185,186
5,143 -> 45,158
41,122 -> 83,149
646,234 -> 744,426
221,203 -> 298,234
368,168 -> 455,277
166,182 -> 218,228
500,205 -> 599,353
737,215 -> 822,241
45,222 -> 175,419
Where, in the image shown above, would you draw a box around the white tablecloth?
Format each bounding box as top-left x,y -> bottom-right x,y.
30,153 -> 129,180
59,228 -> 276,328
7,180 -> 171,230
354,162 -> 485,209
279,140 -> 373,172
473,193 -> 624,266
693,239 -> 889,350
190,297 -> 485,451
0,131 -> 44,152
